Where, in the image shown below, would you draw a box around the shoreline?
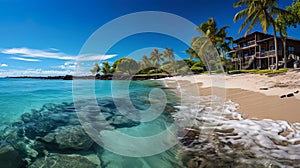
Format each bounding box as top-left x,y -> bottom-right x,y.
160,71 -> 300,123
201,87 -> 300,123
5,74 -> 173,80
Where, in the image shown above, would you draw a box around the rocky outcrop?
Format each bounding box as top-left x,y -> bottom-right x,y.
29,153 -> 98,168
0,141 -> 25,168
39,125 -> 94,151
24,119 -> 57,139
0,97 -> 152,167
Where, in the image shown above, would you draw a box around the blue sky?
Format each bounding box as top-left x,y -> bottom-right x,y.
0,0 -> 299,76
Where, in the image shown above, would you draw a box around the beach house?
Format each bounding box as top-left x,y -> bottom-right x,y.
229,31 -> 300,70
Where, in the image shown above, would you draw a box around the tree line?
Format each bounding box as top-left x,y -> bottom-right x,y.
90,47 -> 207,76
91,0 -> 300,76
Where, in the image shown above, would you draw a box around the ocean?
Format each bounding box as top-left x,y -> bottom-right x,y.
1,78 -> 300,167
0,78 -> 182,167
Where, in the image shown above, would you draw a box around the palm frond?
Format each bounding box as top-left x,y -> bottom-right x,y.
233,9 -> 249,22
258,10 -> 270,33
233,0 -> 253,8
238,11 -> 259,34
244,12 -> 261,36
272,7 -> 294,17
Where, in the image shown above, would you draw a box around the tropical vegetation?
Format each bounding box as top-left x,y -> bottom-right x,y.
90,63 -> 100,75
91,0 -> 300,77
233,0 -> 294,70
275,0 -> 300,68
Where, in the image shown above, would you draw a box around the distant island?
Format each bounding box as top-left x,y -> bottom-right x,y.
6,74 -> 173,80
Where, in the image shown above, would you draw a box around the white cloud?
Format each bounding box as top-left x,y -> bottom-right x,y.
10,57 -> 41,62
0,69 -> 74,77
2,48 -> 74,60
1,47 -> 117,61
1,64 -> 8,67
53,62 -> 78,70
49,48 -> 59,51
77,54 -> 117,61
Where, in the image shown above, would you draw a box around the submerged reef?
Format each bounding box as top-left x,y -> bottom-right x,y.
0,98 -> 148,168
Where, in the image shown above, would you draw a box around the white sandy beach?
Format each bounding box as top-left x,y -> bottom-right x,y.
160,70 -> 300,123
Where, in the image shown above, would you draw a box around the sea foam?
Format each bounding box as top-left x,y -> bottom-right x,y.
173,94 -> 300,167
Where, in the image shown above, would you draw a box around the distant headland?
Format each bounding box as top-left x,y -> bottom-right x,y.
6,74 -> 172,80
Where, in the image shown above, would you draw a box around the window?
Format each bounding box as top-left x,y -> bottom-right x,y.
244,52 -> 249,57
277,45 -> 281,50
261,48 -> 265,54
270,46 -> 275,50
288,46 -> 295,54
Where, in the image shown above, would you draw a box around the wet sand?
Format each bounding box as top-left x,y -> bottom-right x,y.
160,71 -> 300,123
200,87 -> 300,123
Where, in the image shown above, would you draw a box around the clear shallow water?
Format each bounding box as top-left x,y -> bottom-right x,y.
0,79 -> 159,125
0,78 -> 182,167
2,78 -> 300,167
0,78 -> 73,125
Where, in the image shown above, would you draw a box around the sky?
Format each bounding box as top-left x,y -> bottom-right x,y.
0,0 -> 299,76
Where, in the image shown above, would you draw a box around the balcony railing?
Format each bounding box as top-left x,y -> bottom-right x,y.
231,50 -> 278,61
247,40 -> 256,46
233,40 -> 257,50
233,45 -> 240,50
255,50 -> 277,58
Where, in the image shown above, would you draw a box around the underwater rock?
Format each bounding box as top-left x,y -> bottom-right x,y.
179,129 -> 200,146
29,153 -> 98,168
0,141 -> 25,168
2,127 -> 41,162
31,110 -> 42,120
21,113 -> 32,123
40,125 -> 94,151
109,115 -> 139,128
24,119 -> 57,139
48,113 -> 70,124
187,156 -> 207,168
68,118 -> 81,125
43,103 -> 57,111
77,98 -> 140,129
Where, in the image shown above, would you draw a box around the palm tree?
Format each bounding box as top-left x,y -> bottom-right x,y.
101,62 -> 111,75
234,0 -> 291,70
90,63 -> 100,75
141,55 -> 152,69
275,1 -> 300,68
196,18 -> 233,73
185,47 -> 199,60
162,48 -> 175,73
185,47 -> 206,69
150,48 -> 164,67
197,18 -> 232,56
162,48 -> 175,61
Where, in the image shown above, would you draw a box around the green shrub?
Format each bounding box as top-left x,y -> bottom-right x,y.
229,69 -> 257,74
254,68 -> 288,75
190,66 -> 204,74
229,68 -> 288,75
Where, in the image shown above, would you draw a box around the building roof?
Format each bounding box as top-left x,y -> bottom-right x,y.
233,31 -> 272,43
233,31 -> 300,43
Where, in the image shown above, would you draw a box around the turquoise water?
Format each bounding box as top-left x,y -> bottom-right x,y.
0,78 -> 182,167
2,78 -> 300,167
0,78 -> 73,125
0,78 -> 161,124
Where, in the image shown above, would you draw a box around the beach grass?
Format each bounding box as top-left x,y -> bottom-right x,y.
229,68 -> 289,75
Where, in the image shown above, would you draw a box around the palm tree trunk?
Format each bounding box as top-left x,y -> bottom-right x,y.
273,25 -> 278,70
282,37 -> 287,68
